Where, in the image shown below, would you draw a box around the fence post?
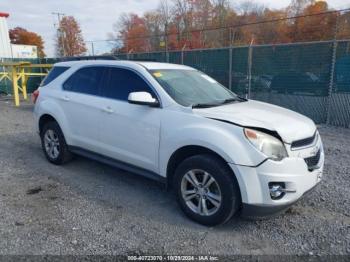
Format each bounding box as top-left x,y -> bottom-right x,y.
181,44 -> 186,65
229,47 -> 232,91
326,41 -> 338,125
247,38 -> 254,99
165,31 -> 169,63
326,14 -> 339,125
228,28 -> 233,91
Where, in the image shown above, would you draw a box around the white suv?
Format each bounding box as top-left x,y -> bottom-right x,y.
33,60 -> 324,226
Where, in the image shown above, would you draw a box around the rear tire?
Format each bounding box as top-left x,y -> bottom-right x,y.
173,154 -> 241,226
40,121 -> 72,165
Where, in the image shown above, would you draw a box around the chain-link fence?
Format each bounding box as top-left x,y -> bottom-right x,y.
1,7 -> 350,127
116,39 -> 350,128
1,40 -> 349,127
100,8 -> 350,127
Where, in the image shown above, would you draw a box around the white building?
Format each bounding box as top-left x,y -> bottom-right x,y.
0,12 -> 12,58
11,44 -> 38,59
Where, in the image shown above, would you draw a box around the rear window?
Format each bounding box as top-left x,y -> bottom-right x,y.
41,66 -> 69,86
62,67 -> 106,96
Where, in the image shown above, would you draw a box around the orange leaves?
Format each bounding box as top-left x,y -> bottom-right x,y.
9,27 -> 46,57
115,0 -> 347,53
56,16 -> 87,57
123,14 -> 150,52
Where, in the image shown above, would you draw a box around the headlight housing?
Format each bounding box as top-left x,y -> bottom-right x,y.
244,128 -> 288,161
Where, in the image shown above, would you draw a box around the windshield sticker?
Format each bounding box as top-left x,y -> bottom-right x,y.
200,74 -> 217,83
153,72 -> 163,78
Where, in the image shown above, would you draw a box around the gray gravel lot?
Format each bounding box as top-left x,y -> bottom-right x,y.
0,100 -> 349,256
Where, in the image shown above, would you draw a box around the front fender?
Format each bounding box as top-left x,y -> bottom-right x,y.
159,112 -> 267,177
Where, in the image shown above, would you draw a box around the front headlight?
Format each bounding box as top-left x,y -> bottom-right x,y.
244,128 -> 288,161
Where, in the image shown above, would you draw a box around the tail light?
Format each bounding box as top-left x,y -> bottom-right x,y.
32,89 -> 39,104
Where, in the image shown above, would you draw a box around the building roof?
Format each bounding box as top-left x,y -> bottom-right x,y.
0,12 -> 9,18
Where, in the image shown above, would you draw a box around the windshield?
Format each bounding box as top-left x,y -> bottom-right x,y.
150,69 -> 239,107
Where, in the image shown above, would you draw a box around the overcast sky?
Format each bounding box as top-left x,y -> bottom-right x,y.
1,0 -> 349,57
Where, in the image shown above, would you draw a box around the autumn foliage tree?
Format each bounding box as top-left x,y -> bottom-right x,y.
289,1 -> 337,42
111,0 -> 350,53
9,27 -> 46,57
56,16 -> 87,57
121,14 -> 150,52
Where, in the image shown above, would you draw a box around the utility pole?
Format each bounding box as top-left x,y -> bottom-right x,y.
91,42 -> 95,56
52,12 -> 66,57
87,41 -> 95,56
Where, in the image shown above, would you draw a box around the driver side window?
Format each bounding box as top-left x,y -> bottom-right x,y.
101,67 -> 156,101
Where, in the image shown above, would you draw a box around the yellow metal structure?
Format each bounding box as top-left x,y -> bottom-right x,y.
0,62 -> 52,106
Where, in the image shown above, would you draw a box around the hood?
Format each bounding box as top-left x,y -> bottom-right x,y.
193,100 -> 316,144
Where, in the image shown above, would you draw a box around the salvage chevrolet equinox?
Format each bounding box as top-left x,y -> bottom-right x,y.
33,61 -> 324,226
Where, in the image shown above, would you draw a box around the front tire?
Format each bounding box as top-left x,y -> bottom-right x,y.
174,154 -> 241,226
40,121 -> 72,165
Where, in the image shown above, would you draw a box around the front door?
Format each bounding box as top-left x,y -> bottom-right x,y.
98,67 -> 161,173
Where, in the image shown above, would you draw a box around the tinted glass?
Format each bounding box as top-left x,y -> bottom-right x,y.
150,69 -> 237,107
102,68 -> 156,101
41,66 -> 69,86
63,67 -> 105,95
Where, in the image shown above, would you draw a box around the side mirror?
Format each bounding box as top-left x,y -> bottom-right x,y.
128,92 -> 159,107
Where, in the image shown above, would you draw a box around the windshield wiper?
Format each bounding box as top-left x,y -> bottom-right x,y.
221,97 -> 239,104
192,102 -> 222,108
218,96 -> 246,105
192,96 -> 246,108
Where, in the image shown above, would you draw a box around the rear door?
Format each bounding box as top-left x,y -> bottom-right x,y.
97,67 -> 161,173
60,66 -> 108,152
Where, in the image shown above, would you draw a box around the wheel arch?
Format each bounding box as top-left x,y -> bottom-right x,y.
166,145 -> 239,190
36,98 -> 72,145
39,114 -> 58,134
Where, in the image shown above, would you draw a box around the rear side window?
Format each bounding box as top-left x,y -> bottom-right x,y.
41,66 -> 69,86
101,67 -> 156,101
63,67 -> 106,95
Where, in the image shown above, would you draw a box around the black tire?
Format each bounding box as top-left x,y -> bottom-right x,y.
40,121 -> 72,165
173,154 -> 241,226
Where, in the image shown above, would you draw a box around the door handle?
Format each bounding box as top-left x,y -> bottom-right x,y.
102,106 -> 114,114
61,96 -> 70,102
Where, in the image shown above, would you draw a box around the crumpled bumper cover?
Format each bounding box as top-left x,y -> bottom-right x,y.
228,145 -> 324,217
240,183 -> 319,218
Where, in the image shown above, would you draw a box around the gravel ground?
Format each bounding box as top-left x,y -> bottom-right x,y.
0,100 -> 349,256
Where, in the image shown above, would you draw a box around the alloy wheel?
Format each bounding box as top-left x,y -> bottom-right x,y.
44,129 -> 60,159
181,169 -> 222,216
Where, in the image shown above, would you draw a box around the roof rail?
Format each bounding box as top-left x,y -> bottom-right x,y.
59,55 -> 118,62
125,58 -> 158,62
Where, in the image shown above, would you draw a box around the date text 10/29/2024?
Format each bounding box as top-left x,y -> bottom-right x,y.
127,255 -> 219,261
